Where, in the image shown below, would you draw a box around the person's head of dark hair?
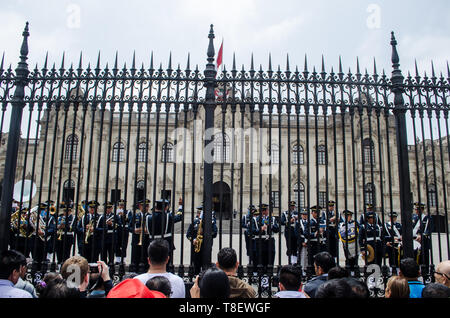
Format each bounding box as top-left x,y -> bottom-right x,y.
313,252 -> 336,274
421,283 -> 450,298
400,258 -> 420,279
327,266 -> 349,280
199,267 -> 230,298
279,265 -> 303,291
88,273 -> 105,291
315,278 -> 353,298
122,273 -> 138,280
39,280 -> 80,298
217,248 -> 237,271
145,275 -> 172,297
35,272 -> 64,295
346,278 -> 370,298
0,250 -> 26,281
147,239 -> 170,265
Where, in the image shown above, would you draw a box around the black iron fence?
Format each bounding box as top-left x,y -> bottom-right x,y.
0,23 -> 449,297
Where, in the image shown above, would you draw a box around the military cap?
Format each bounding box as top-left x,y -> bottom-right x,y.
104,201 -> 114,209
196,205 -> 203,211
117,199 -> 126,205
248,204 -> 257,211
328,200 -> 335,207
138,199 -> 151,205
365,211 -> 375,218
289,201 -> 296,206
310,205 -> 322,212
342,209 -> 353,215
390,212 -> 398,218
39,202 -> 48,210
259,203 -> 269,210
155,199 -> 170,210
365,203 -> 374,210
300,209 -> 308,215
88,200 -> 100,208
414,202 -> 425,209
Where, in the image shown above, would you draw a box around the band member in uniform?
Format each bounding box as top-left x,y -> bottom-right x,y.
338,210 -> 359,268
10,206 -> 33,257
186,205 -> 218,275
359,203 -> 382,226
115,199 -> 130,264
384,211 -> 402,267
324,200 -> 339,259
359,211 -> 383,266
281,201 -> 299,264
412,202 -> 431,267
96,202 -> 121,265
55,202 -> 76,264
146,198 -> 183,255
129,199 -> 151,272
31,202 -> 56,267
77,200 -> 99,263
242,205 -> 256,265
306,205 -> 327,265
295,208 -> 310,270
249,203 -> 280,272
46,201 -> 57,262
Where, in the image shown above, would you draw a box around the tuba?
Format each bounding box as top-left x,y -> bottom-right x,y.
193,218 -> 203,253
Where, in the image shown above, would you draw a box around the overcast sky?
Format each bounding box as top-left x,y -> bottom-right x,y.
0,0 -> 449,76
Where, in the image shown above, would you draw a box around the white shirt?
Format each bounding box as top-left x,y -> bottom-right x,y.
134,272 -> 185,298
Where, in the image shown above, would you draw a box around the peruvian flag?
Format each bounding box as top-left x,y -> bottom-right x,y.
216,39 -> 223,70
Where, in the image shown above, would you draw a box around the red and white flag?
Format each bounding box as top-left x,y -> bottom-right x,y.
216,39 -> 223,70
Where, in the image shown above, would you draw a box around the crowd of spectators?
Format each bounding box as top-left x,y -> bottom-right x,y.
0,246 -> 449,299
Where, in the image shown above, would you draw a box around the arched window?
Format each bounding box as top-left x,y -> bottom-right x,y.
317,145 -> 327,165
428,184 -> 437,207
162,143 -> 174,163
112,142 -> 125,162
213,133 -> 230,163
138,142 -> 147,162
65,134 -> 78,161
364,183 -> 376,207
363,138 -> 375,165
293,183 -> 305,209
64,179 -> 75,189
271,144 -> 279,164
292,144 -> 304,165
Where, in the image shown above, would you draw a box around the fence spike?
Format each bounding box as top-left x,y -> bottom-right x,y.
44,51 -> 49,70
60,51 -> 65,74
304,54 -> 308,72
321,55 -> 325,73
168,51 -> 172,71
431,60 -> 436,79
373,58 -> 378,75
150,51 -> 154,72
114,51 -> 118,71
0,52 -> 5,71
131,51 -> 136,70
356,57 -> 361,75
96,51 -> 101,71
268,53 -> 272,72
250,53 -> 254,72
186,52 -> 190,71
286,53 -> 290,72
232,52 -> 237,72
338,55 -> 343,74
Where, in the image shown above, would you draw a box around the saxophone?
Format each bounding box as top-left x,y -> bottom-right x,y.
193,218 -> 203,253
11,210 -> 28,237
57,215 -> 65,241
84,215 -> 94,244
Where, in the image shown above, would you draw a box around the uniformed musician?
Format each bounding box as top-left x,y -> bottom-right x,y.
412,202 -> 431,267
306,205 -> 327,265
384,211 -> 402,267
324,200 -> 340,259
281,201 -> 299,264
338,210 -> 359,268
77,200 -> 99,263
115,199 -> 131,265
129,199 -> 150,272
55,202 -> 76,264
10,206 -> 33,258
295,208 -> 310,270
96,201 -> 121,265
146,198 -> 183,254
249,203 -> 280,272
31,202 -> 56,268
242,205 -> 256,265
186,205 -> 218,275
359,211 -> 383,266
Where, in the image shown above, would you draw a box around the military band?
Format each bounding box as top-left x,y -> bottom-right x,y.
8,196 -> 435,272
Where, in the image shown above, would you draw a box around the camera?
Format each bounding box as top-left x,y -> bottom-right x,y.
88,263 -> 99,273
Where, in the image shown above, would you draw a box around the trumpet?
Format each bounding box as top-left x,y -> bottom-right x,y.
85,217 -> 94,244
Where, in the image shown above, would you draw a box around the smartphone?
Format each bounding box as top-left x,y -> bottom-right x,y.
88,263 -> 99,273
